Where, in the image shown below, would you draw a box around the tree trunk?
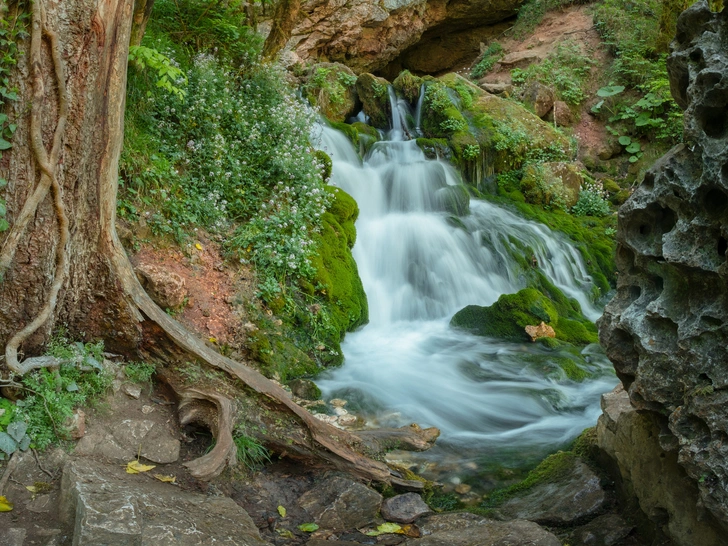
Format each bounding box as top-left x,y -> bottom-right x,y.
130,0 -> 156,47
0,0 -> 428,486
262,0 -> 300,60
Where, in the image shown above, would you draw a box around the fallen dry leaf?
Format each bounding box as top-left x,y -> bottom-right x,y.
126,460 -> 156,474
0,496 -> 14,512
153,474 -> 176,483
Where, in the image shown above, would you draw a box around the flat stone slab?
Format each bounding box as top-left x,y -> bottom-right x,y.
405,513 -> 560,546
298,472 -> 382,530
60,459 -> 271,546
74,419 -> 180,464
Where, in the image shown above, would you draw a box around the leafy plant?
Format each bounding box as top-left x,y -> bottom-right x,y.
128,46 -> 187,100
572,180 -> 612,217
233,432 -> 271,470
123,361 -> 156,384
0,421 -> 31,460
470,42 -> 504,79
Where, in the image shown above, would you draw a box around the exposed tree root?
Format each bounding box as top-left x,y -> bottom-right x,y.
178,388 -> 237,480
3,1 -> 70,375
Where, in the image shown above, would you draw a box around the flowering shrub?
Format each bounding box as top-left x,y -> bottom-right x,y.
121,54 -> 331,294
572,180 -> 611,217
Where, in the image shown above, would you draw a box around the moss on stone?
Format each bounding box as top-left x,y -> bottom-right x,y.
329,120 -> 359,146
356,73 -> 391,129
303,63 -> 359,122
314,150 -> 333,181
310,187 -> 369,343
416,138 -> 450,160
451,288 -> 559,341
393,70 -> 424,104
435,185 -> 470,216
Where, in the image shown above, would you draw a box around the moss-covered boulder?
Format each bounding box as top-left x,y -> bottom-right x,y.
304,63 -> 359,122
311,186 -> 369,343
520,162 -> 583,209
393,70 -> 424,104
416,137 -> 451,160
451,285 -> 598,345
356,73 -> 391,129
451,288 -> 558,341
435,185 -> 470,216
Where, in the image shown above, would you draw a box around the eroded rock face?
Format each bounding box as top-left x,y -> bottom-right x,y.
598,1 -> 728,532
288,0 -> 520,74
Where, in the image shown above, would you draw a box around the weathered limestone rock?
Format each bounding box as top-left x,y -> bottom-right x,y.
381,493 -> 432,523
298,472 -> 383,530
596,386 -> 724,545
404,513 -> 560,545
75,419 -> 180,464
497,459 -> 607,525
479,81 -> 513,95
135,263 -> 186,310
525,321 -> 556,342
60,459 -> 271,545
598,2 -> 728,535
289,0 -> 521,74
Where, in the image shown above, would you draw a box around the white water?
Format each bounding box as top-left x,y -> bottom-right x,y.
313,110 -> 616,473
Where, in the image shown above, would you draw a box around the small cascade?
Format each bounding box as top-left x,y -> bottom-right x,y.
414,83 -> 426,136
314,94 -> 616,481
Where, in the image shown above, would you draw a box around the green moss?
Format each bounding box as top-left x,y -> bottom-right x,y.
329,120 -> 359,146
451,288 -> 559,341
480,451 -> 578,508
392,70 -> 424,104
416,138 -> 450,160
435,185 -> 470,216
314,150 -> 332,181
303,63 -> 358,122
556,318 -> 599,345
571,427 -> 598,461
356,73 -> 391,129
310,187 -> 369,342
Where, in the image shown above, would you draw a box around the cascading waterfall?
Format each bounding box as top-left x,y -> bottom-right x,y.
313,90 -> 617,480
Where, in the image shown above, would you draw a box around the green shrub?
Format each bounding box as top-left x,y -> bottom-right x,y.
233,432 -> 271,470
123,362 -> 157,384
572,189 -> 611,217
470,42 -> 504,80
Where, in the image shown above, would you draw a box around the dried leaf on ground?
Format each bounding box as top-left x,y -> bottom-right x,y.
0,496 -> 14,512
126,460 -> 156,474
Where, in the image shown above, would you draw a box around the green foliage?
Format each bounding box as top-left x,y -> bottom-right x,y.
470,42 -> 504,79
128,46 -> 187,100
123,362 -> 156,384
572,190 -> 611,217
303,66 -> 357,120
592,0 -> 683,144
0,2 -> 28,233
15,335 -> 112,451
233,432 -> 271,471
0,421 -> 31,460
0,398 -> 14,428
511,40 -> 595,106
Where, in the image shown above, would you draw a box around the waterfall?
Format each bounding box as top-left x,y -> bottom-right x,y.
314,114 -> 616,477
414,84 -> 426,136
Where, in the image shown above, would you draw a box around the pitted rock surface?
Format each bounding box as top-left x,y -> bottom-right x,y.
287,0 -> 520,73
598,0 -> 728,531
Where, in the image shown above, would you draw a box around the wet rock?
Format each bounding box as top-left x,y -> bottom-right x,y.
520,81 -> 555,118
288,378 -> 321,401
298,472 -> 383,530
330,398 -> 347,407
498,458 -> 606,525
135,263 -> 187,310
434,185 -> 470,216
60,459 -> 271,545
525,321 -> 556,342
571,513 -> 633,546
406,513 -> 560,545
596,386 -> 724,545
598,2 -> 728,536
381,493 -> 432,523
356,73 -> 392,129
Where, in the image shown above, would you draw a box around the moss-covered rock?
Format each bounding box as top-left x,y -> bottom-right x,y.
303,63 -> 359,122
434,185 -> 470,216
356,73 -> 391,129
520,162 -> 583,209
311,186 -> 369,345
416,138 -> 451,160
393,70 -> 424,104
451,288 -> 558,341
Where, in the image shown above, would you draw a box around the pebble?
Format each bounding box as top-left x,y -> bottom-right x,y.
123,384 -> 142,399
141,405 -> 155,415
330,398 -> 347,407
333,407 -> 348,416
338,414 -> 358,427
313,413 -> 337,424
455,483 -> 472,495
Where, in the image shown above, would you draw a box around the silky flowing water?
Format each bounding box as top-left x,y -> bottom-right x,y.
313,100 -> 617,490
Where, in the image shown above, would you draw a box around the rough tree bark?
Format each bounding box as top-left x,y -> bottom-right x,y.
262,0 -> 300,60
0,0 -> 433,485
130,0 -> 155,47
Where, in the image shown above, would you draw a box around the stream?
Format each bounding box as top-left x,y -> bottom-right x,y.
313,95 -> 618,490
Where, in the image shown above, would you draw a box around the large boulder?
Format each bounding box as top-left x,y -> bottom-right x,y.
598,2 -> 728,534
60,459 -> 271,545
287,0 -> 521,74
520,162 -> 583,208
596,386 -> 724,545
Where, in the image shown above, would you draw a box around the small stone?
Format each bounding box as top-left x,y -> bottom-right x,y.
330,398 -> 347,407
520,81 -> 555,118
338,414 -> 358,427
552,100 -> 574,126
525,321 -> 556,342
333,407 -> 348,416
0,528 -> 27,546
572,513 -> 633,546
26,494 -> 53,513
381,493 -> 432,523
135,263 -> 187,309
455,483 -> 472,495
479,81 -> 513,95
313,413 -> 337,424
112,379 -> 122,393
67,409 -> 86,439
141,405 -> 154,415
298,473 -> 382,529
123,384 -> 142,399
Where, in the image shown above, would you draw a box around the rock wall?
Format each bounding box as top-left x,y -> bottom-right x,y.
598,0 -> 728,534
285,0 -> 520,73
